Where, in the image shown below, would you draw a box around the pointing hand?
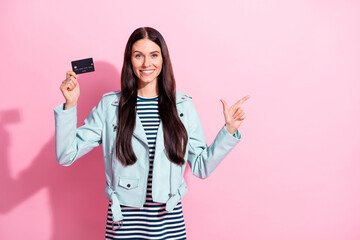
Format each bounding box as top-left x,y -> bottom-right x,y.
220,95 -> 250,135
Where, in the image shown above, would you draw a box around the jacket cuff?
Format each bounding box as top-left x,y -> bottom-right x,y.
53,103 -> 77,134
54,103 -> 77,115
54,103 -> 77,128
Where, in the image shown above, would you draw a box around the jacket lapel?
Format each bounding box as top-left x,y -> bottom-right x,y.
154,119 -> 165,160
133,112 -> 149,146
112,98 -> 148,146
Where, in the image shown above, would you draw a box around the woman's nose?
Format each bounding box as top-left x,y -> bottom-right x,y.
142,56 -> 151,67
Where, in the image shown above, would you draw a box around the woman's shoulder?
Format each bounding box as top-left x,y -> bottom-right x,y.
100,90 -> 121,106
176,91 -> 198,114
102,90 -> 121,98
176,91 -> 192,104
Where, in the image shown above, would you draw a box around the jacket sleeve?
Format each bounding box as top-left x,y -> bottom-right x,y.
186,98 -> 242,179
53,98 -> 105,166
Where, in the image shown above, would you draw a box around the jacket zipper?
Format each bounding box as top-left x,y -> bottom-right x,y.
142,147 -> 150,205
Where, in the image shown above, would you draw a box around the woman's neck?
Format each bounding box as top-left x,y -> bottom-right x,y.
137,79 -> 159,98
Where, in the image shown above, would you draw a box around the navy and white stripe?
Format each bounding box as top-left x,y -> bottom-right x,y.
105,95 -> 187,240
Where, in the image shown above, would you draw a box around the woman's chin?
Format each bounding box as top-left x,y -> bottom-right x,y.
138,77 -> 158,85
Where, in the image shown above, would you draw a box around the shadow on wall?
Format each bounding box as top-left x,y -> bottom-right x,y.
0,61 -> 120,240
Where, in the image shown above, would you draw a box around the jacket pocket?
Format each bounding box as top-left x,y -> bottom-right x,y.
118,177 -> 139,190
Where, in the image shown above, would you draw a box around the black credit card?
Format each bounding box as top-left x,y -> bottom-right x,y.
71,58 -> 95,74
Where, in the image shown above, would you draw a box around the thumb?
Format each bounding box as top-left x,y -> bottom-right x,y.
220,99 -> 230,120
220,99 -> 228,111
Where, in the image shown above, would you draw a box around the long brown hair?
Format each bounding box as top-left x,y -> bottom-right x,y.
115,27 -> 188,166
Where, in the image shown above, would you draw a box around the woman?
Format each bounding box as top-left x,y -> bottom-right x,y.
54,27 -> 249,239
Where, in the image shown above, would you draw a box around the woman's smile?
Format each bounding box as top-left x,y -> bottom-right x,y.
140,69 -> 155,76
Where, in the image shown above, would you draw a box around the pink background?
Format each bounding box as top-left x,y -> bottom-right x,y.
1,0 -> 360,239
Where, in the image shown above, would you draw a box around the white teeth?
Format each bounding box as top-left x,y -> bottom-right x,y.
141,70 -> 154,73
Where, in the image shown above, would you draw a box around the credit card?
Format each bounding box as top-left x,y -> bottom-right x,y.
71,58 -> 95,74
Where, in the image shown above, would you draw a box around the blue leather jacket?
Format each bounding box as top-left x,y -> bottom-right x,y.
54,91 -> 241,221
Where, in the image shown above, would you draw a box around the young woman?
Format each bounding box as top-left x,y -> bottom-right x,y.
54,27 -> 249,240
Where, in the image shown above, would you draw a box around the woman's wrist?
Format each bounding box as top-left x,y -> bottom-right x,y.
64,102 -> 77,110
225,124 -> 237,135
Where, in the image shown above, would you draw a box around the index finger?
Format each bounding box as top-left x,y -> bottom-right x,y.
66,70 -> 77,79
235,95 -> 251,106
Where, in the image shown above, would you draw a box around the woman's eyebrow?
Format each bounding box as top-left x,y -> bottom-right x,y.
133,50 -> 160,54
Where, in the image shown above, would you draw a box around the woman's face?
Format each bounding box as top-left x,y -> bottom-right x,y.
131,38 -> 163,87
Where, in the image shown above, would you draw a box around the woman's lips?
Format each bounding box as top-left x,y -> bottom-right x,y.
140,69 -> 155,76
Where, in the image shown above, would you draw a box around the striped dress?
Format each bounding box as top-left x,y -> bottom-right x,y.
105,95 -> 187,240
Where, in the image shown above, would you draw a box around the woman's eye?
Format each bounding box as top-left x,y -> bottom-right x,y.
151,54 -> 158,58
135,54 -> 142,58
